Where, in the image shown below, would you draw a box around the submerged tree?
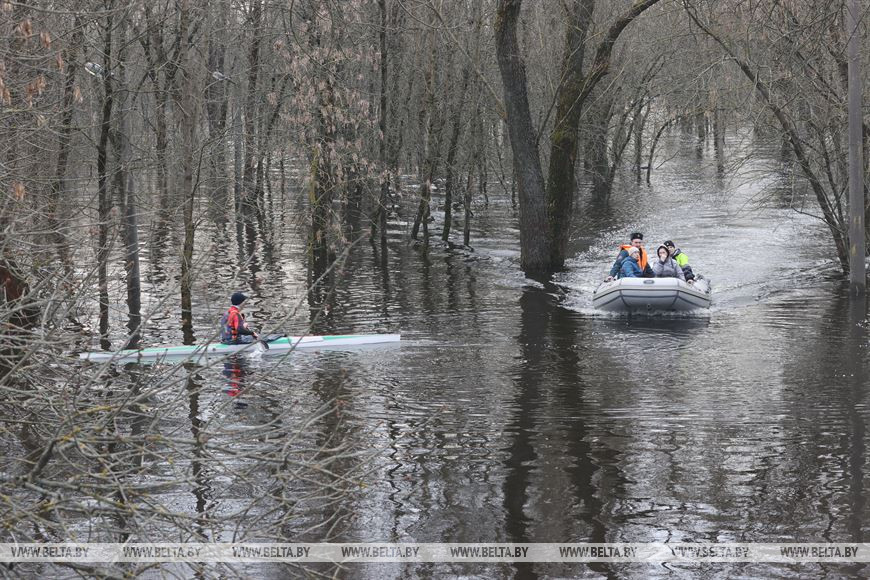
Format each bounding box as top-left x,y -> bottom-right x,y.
495,0 -> 662,273
683,0 -> 869,274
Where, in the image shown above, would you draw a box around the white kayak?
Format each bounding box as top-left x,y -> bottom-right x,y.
593,277 -> 711,312
80,333 -> 401,362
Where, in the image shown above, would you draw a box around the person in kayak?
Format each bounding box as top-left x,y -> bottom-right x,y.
651,245 -> 686,281
617,247 -> 643,278
220,292 -> 260,344
606,232 -> 652,281
664,240 -> 695,282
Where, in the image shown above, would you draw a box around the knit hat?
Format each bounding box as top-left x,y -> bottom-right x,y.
664,240 -> 675,248
231,292 -> 248,306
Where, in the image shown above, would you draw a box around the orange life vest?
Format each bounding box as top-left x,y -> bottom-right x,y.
620,244 -> 648,271
220,306 -> 243,343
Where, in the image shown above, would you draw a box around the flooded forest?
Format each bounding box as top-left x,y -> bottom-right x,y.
1,0 -> 869,578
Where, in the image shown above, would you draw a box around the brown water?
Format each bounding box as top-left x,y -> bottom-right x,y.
48,132 -> 870,577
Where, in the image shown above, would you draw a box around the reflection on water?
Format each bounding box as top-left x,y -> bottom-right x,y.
71,134 -> 870,577
222,356 -> 250,408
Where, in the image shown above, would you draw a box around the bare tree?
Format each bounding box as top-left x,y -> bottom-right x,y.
496,0 -> 662,273
176,0 -> 201,343
683,0 -> 867,273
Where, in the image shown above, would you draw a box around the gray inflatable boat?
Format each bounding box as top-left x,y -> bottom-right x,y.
592,277 -> 711,312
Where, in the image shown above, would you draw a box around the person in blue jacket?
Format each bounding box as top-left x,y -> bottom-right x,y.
617,247 -> 643,278
606,232 -> 653,281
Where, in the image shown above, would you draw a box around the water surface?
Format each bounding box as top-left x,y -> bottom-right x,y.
66,132 -> 870,578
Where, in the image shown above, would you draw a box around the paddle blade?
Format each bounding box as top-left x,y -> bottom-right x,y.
256,334 -> 285,352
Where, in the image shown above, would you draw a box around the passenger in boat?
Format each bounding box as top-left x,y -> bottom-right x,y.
651,245 -> 686,281
617,247 -> 643,278
664,240 -> 695,282
220,292 -> 260,344
606,232 -> 653,281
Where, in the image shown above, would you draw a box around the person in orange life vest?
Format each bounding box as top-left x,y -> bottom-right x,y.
220,292 -> 259,344
605,232 -> 652,281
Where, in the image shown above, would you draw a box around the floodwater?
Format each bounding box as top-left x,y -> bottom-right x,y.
69,131 -> 870,578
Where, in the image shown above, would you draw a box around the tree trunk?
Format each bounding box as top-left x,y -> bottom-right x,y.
411,27 -> 443,245
633,101 -> 649,181
242,0 -> 263,205
142,4 -> 170,205
233,104 -> 243,212
465,110 -> 483,247
646,116 -> 677,184
604,97 -> 644,194
442,67 -> 470,242
310,144 -> 335,277
846,0 -> 866,291
206,4 -> 230,220
479,133 -> 488,205
372,0 -> 390,242
496,0 -> 661,272
116,17 -> 142,349
154,92 -> 170,207
713,105 -> 725,175
545,0 -> 596,269
48,19 -> 82,275
308,9 -> 337,275
494,0 -> 549,272
177,0 -> 199,344
492,119 -> 513,204
96,9 -> 115,349
586,92 -> 613,196
254,74 -> 290,207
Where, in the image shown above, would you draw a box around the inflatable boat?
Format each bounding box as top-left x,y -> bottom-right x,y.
592,277 -> 711,312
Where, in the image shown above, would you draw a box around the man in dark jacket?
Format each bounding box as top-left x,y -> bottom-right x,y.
606,232 -> 653,281
664,240 -> 695,282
